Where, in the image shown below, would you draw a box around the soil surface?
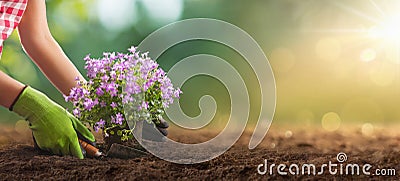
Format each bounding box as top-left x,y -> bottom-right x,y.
0,123 -> 400,180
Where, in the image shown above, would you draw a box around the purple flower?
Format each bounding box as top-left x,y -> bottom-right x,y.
125,81 -> 141,95
122,95 -> 133,104
94,119 -> 105,132
110,52 -> 117,60
111,113 -> 124,125
72,108 -> 81,117
83,98 -> 95,111
63,94 -> 70,102
100,68 -> 107,74
110,71 -> 117,80
174,88 -> 182,98
128,46 -> 136,53
98,119 -> 105,125
84,54 -> 91,61
96,87 -> 104,96
106,83 -> 118,97
87,69 -> 97,79
117,52 -> 125,59
155,69 -> 165,78
101,74 -> 109,82
100,101 -> 106,107
65,47 -> 182,139
110,102 -> 118,108
143,79 -> 155,91
141,101 -> 149,110
82,88 -> 89,95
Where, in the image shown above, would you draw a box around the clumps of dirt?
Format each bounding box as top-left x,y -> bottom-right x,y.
0,125 -> 399,180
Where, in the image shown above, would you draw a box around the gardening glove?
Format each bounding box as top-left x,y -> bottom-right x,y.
154,118 -> 169,136
142,118 -> 169,142
10,86 -> 95,159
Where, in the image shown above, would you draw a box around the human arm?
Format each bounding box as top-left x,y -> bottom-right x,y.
0,71 -> 25,108
17,0 -> 84,95
1,0 -> 95,158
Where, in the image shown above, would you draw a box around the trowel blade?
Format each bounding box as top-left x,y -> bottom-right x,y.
106,143 -> 148,159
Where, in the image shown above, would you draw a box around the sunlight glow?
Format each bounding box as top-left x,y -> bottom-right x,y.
318,1 -> 400,64
368,14 -> 400,42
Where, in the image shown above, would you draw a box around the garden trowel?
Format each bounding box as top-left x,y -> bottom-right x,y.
79,139 -> 148,159
79,121 -> 166,159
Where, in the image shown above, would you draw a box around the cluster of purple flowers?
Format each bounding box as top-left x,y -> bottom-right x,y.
64,46 -> 181,140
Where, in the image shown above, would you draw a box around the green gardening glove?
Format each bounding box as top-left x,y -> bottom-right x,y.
10,86 -> 95,159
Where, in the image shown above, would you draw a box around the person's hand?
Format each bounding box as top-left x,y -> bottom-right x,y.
142,118 -> 169,142
10,86 -> 95,159
154,118 -> 169,136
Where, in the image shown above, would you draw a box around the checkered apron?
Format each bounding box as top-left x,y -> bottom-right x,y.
0,0 -> 28,58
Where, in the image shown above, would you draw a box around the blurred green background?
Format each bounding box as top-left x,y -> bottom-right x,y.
1,0 -> 400,133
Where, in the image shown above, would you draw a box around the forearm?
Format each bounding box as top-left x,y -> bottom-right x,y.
20,35 -> 84,95
0,71 -> 25,108
17,0 -> 84,96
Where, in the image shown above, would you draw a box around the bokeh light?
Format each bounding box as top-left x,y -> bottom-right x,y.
140,0 -> 183,24
360,48 -> 376,62
285,130 -> 293,138
321,112 -> 341,132
96,0 -> 138,32
361,123 -> 374,137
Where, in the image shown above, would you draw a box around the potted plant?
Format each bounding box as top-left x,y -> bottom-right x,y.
64,46 -> 181,150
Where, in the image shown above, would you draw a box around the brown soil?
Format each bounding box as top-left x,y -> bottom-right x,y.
0,124 -> 400,180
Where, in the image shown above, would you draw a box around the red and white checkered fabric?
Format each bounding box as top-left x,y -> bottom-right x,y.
0,0 -> 28,58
